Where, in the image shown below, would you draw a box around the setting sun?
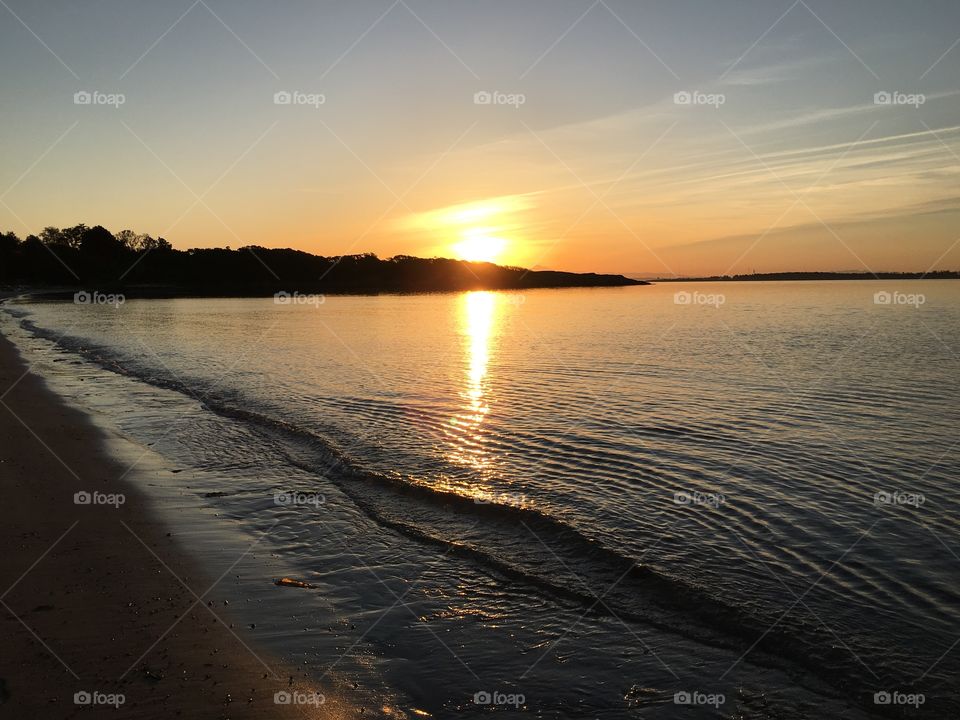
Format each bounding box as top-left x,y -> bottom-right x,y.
452,228 -> 508,263
396,195 -> 533,266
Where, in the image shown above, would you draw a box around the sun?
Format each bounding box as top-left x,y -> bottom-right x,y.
398,196 -> 531,265
453,228 -> 508,263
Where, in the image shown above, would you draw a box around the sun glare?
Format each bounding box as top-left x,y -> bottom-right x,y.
399,196 -> 534,266
453,228 -> 508,263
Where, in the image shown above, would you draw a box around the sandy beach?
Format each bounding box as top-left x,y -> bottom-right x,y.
0,329 -> 345,719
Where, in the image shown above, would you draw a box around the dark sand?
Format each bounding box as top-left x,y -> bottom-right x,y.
0,330 -> 347,718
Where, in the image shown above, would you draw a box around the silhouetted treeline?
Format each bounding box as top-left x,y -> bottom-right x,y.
1,225 -> 172,285
0,224 -> 644,294
656,271 -> 960,282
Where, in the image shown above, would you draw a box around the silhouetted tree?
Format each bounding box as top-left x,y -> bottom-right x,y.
0,231 -> 20,282
80,225 -> 123,257
1,221 -> 649,292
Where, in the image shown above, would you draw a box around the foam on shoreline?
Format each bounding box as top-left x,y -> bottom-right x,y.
0,324 -> 367,719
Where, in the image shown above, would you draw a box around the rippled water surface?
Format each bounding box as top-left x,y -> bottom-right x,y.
5,280 -> 960,718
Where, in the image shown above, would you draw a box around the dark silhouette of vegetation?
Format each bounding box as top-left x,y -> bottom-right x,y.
0,224 -> 644,294
655,271 -> 960,282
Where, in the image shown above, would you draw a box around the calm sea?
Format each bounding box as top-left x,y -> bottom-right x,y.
4,280 -> 959,718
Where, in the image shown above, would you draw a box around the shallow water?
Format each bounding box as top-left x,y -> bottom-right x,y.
5,280 -> 959,718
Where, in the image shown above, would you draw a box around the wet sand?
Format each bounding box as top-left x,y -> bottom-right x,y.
0,329 -> 346,718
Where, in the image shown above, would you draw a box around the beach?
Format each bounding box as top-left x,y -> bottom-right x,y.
0,329 -> 345,719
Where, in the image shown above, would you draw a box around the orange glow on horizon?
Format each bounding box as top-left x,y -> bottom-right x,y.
452,228 -> 508,263
396,195 -> 533,266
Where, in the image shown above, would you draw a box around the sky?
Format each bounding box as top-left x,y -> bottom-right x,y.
1,0 -> 959,276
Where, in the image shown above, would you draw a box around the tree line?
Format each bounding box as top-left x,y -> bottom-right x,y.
1,224 -> 171,285
0,224 -> 642,293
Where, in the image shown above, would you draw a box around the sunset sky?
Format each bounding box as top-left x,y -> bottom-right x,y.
1,0 -> 959,276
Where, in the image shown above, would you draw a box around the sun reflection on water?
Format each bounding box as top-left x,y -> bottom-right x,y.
446,291 -> 498,480
440,291 -> 532,509
465,291 -> 495,417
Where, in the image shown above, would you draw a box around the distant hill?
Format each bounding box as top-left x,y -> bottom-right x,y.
0,224 -> 645,294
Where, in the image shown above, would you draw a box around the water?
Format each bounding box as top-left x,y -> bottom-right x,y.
4,280 -> 959,718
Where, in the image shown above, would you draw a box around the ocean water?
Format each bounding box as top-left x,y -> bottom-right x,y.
4,280 -> 959,718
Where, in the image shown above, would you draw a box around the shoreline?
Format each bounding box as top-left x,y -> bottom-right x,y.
1,280 -> 645,304
648,272 -> 960,282
0,329 -> 349,718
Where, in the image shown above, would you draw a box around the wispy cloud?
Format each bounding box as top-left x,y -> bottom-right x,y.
720,54 -> 833,86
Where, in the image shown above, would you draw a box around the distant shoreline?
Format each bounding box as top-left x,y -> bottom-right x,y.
648,271 -> 959,282
3,278 -> 646,303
